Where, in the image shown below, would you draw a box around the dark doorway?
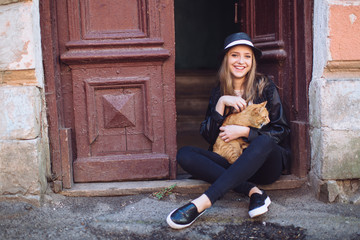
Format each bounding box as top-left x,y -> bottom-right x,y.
175,0 -> 239,152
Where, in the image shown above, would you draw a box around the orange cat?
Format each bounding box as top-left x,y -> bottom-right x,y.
213,101 -> 270,164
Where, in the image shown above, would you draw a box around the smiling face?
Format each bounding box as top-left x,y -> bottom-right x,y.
226,45 -> 253,83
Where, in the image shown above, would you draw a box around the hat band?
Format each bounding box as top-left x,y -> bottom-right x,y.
225,40 -> 254,50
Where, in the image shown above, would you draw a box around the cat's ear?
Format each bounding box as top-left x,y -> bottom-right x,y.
261,101 -> 267,107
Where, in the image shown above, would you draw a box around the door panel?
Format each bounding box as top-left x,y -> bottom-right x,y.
242,0 -> 288,92
70,64 -> 169,182
45,0 -> 176,184
240,0 -> 312,177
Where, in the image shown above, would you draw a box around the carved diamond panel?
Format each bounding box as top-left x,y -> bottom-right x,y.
84,77 -> 152,155
102,94 -> 136,129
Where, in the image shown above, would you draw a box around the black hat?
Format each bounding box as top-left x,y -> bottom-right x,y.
223,32 -> 262,60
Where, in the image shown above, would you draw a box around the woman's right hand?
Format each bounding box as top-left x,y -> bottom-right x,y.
215,95 -> 247,115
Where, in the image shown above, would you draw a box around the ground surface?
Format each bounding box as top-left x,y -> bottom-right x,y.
0,185 -> 359,240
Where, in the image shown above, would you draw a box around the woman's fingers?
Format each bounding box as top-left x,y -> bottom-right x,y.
236,98 -> 247,111
219,126 -> 231,142
219,127 -> 227,141
229,97 -> 246,112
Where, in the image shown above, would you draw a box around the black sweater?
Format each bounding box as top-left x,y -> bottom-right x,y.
200,79 -> 291,173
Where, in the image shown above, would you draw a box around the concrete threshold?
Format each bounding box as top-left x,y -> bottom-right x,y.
61,175 -> 306,197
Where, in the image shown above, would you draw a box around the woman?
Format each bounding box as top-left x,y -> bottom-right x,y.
167,32 -> 290,230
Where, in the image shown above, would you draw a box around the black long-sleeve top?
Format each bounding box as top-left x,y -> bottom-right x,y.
200,79 -> 291,172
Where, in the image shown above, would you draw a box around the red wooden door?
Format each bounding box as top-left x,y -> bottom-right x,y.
239,0 -> 313,177
41,0 -> 176,185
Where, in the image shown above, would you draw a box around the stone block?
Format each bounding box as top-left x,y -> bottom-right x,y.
310,78 -> 360,181
319,179 -> 360,204
0,86 -> 41,140
321,129 -> 360,180
321,79 -> 360,130
310,78 -> 360,130
0,138 -> 47,196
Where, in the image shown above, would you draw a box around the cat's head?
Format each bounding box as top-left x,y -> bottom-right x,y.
250,101 -> 270,128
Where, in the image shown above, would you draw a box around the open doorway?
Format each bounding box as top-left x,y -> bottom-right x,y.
175,0 -> 239,152
174,0 -> 313,180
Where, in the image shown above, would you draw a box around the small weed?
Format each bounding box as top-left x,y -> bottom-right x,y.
152,184 -> 177,200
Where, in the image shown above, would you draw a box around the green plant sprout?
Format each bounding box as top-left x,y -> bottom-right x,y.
152,184 -> 177,200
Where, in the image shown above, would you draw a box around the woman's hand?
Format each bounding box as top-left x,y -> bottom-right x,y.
216,95 -> 247,115
219,125 -> 250,142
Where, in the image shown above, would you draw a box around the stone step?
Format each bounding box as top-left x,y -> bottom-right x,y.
175,70 -> 218,97
60,175 -> 306,197
176,97 -> 208,116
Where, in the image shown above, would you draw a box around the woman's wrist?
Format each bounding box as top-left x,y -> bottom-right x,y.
233,125 -> 250,138
242,126 -> 250,138
215,97 -> 225,116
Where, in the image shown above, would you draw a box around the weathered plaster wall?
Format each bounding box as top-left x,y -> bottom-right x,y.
329,4 -> 360,60
310,0 -> 360,203
0,0 -> 49,204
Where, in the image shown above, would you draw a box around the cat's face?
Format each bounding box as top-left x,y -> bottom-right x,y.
251,102 -> 270,128
257,107 -> 270,127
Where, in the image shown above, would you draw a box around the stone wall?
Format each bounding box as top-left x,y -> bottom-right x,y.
309,0 -> 360,203
0,0 -> 49,204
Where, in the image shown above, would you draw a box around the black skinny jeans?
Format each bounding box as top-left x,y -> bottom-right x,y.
177,135 -> 283,205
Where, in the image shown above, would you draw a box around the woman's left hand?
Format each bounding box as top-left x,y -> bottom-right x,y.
219,125 -> 250,142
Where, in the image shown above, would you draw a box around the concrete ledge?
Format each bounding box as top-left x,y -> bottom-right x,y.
260,175 -> 307,190
61,175 -> 306,197
61,179 -> 209,197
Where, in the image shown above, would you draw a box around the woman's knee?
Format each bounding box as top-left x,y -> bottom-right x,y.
176,146 -> 196,167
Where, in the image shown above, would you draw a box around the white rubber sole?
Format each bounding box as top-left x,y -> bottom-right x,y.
248,196 -> 271,218
166,208 -> 206,230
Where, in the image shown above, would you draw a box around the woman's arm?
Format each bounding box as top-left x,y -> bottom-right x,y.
200,86 -> 248,145
215,95 -> 247,115
200,87 -> 225,145
248,82 -> 290,144
218,125 -> 250,143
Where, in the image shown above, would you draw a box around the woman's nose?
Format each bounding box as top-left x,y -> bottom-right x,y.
238,56 -> 245,64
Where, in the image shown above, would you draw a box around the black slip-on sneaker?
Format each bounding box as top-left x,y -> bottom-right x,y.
166,202 -> 205,229
248,190 -> 271,218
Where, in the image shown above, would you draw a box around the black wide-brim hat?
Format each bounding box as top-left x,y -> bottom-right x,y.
222,32 -> 262,60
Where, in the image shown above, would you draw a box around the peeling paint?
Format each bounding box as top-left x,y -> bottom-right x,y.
349,13 -> 357,24
0,2 -> 35,70
328,0 -> 360,6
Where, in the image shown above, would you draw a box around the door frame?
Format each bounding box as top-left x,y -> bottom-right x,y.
40,0 -> 66,187
241,0 -> 313,177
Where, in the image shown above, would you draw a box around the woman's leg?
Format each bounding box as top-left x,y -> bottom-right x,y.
204,135 -> 283,204
177,146 -> 231,183
167,136 -> 282,229
177,146 -> 256,194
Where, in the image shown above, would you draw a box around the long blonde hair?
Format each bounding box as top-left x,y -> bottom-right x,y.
218,50 -> 268,103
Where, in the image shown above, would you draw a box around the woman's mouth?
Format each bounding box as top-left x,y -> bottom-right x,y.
234,65 -> 245,70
